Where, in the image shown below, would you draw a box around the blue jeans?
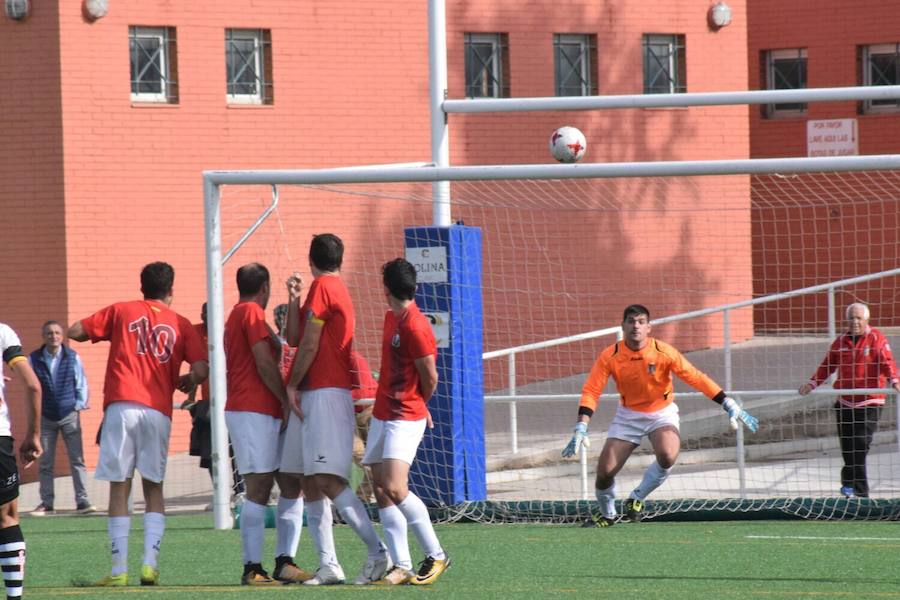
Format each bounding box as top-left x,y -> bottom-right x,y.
39,411 -> 90,507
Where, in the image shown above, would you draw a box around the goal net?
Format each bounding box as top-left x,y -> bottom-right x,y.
197,163 -> 900,524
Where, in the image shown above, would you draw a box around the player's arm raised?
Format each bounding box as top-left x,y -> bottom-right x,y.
283,273 -> 303,347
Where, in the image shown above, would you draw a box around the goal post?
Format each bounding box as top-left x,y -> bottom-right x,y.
203,152 -> 900,529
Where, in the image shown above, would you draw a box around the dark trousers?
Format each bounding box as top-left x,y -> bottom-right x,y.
835,403 -> 882,497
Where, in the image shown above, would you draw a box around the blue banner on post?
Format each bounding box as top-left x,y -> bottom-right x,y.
404,225 -> 485,505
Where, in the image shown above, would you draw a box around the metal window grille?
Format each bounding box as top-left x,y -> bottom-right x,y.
764,48 -> 807,117
862,43 -> 900,111
464,33 -> 509,98
554,34 -> 597,97
642,34 -> 686,94
226,29 -> 274,105
129,26 -> 178,103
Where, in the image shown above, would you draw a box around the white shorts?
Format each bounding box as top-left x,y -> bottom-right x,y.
279,411 -> 304,474
362,417 -> 427,466
607,403 -> 680,446
226,411 -> 283,475
95,401 -> 171,483
301,388 -> 354,480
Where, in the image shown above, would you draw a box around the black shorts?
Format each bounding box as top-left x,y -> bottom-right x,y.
0,438 -> 19,505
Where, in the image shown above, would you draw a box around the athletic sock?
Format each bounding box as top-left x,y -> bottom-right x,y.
306,499 -> 339,569
240,500 -> 266,564
275,496 -> 304,559
378,504 -> 412,570
595,483 -> 616,519
142,512 -> 165,568
108,516 -> 131,576
631,461 -> 673,501
0,525 -> 25,599
396,493 -> 444,560
333,487 -> 383,556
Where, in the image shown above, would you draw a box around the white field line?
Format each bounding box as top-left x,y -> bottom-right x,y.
747,535 -> 900,542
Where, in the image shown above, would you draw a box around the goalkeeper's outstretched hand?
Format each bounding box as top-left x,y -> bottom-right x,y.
562,421 -> 590,457
722,397 -> 759,433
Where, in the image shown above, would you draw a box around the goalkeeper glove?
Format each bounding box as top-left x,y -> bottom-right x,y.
722,397 -> 759,433
562,421 -> 590,457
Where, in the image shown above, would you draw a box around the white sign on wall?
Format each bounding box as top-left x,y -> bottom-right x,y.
405,246 -> 448,283
423,311 -> 450,348
807,119 -> 859,157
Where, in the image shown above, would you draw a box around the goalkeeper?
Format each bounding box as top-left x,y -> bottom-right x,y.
562,304 -> 758,527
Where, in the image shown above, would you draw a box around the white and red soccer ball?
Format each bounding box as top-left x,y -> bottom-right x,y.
549,126 -> 587,163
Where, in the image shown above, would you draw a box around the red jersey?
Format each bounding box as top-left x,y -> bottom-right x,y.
374,303 -> 437,421
293,275 -> 354,390
224,302 -> 282,418
81,299 -> 205,418
808,326 -> 900,408
351,350 -> 378,413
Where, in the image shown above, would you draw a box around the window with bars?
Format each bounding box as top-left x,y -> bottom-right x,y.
763,48 -> 807,118
554,34 -> 598,96
226,29 -> 273,105
860,43 -> 900,113
642,34 -> 686,94
464,33 -> 510,98
129,26 -> 178,103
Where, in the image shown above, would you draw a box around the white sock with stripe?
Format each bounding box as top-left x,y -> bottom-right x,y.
0,525 -> 25,599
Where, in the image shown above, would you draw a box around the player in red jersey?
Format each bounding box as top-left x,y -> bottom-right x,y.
365,258 -> 449,586
224,263 -> 311,586
284,233 -> 390,586
68,262 -> 207,586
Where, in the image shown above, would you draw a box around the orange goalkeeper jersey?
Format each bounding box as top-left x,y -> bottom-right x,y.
580,337 -> 722,414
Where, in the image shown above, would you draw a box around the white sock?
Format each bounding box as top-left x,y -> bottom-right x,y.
333,487 -> 383,556
378,504 -> 412,570
275,496 -> 304,559
396,493 -> 444,560
0,526 -> 26,598
306,499 -> 338,569
142,512 -> 165,568
108,516 -> 131,576
240,500 -> 266,564
631,461 -> 672,501
595,483 -> 616,519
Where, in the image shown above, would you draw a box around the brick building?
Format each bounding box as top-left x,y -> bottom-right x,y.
1,0 -> 750,477
749,0 -> 900,331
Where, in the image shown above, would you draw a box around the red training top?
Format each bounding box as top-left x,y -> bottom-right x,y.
807,326 -> 900,407
81,299 -> 205,418
224,301 -> 282,418
374,302 -> 436,421
293,275 -> 355,391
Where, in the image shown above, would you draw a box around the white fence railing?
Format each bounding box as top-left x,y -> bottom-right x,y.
482,268 -> 900,499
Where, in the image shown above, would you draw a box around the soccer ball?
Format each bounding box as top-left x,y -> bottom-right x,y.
549,126 -> 587,163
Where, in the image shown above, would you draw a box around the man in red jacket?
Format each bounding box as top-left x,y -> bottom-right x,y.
799,302 -> 900,498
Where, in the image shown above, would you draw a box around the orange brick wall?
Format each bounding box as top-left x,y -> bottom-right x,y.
1,0 -> 752,473
748,0 -> 900,330
0,7 -> 67,482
